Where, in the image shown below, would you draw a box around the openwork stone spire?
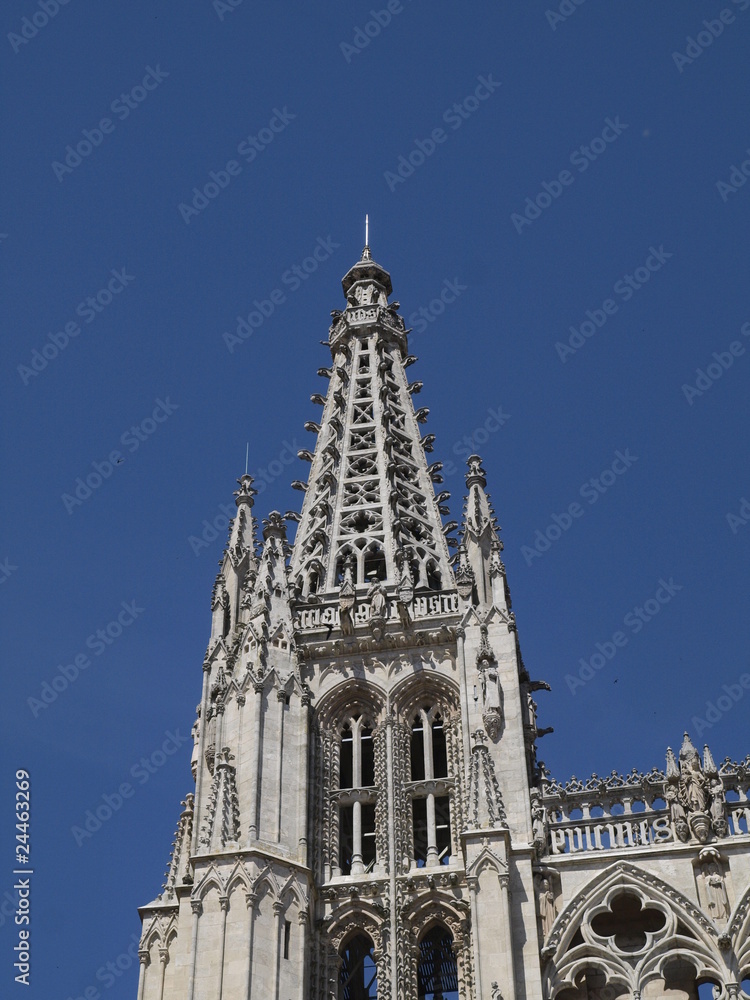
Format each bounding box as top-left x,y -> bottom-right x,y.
160,794 -> 194,899
198,748 -> 241,851
459,455 -> 507,609
290,245 -> 454,599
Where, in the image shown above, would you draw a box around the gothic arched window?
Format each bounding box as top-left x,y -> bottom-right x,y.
425,559 -> 442,592
222,593 -> 231,637
417,925 -> 458,1000
336,715 -> 377,876
363,544 -> 386,582
339,932 -> 377,1000
409,708 -> 453,867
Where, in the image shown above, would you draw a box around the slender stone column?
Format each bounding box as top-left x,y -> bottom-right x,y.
186,899 -> 202,1000
426,790 -> 439,866
157,949 -> 169,1000
467,877 -> 482,999
192,665 -> 212,854
423,711 -> 434,779
275,690 -> 286,842
136,950 -> 149,1000
385,712 -> 398,1000
499,873 -> 517,999
456,627 -> 472,783
247,683 -> 263,841
351,798 -> 364,874
235,692 -> 246,792
243,891 -> 258,1000
217,896 -> 229,1000
297,909 -> 308,1000
214,704 -> 226,765
273,901 -> 285,1000
297,693 -> 310,860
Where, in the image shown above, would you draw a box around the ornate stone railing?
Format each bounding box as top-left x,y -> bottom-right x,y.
294,591 -> 459,631
538,756 -> 750,857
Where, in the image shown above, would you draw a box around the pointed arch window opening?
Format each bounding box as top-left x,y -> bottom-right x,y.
417,925 -> 458,1000
425,560 -> 442,592
432,716 -> 448,779
335,547 -> 355,587
410,708 -> 453,867
336,716 -> 378,876
363,545 -> 386,583
339,933 -> 377,1000
357,351 -> 371,373
222,594 -> 231,638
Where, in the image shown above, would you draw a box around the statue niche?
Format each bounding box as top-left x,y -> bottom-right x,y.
477,623 -> 503,741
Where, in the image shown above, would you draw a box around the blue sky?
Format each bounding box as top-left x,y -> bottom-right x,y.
2,1 -> 749,996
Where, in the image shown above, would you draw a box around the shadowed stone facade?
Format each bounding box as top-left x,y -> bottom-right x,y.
134,244 -> 750,1000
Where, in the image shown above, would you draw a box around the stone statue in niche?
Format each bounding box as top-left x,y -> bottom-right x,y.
665,784 -> 689,843
700,852 -> 730,922
680,753 -> 710,814
537,877 -> 557,939
526,691 -> 538,730
367,578 -> 387,618
190,706 -> 201,780
483,665 -> 502,712
480,663 -> 503,741
708,774 -> 728,838
530,789 -> 547,857
338,556 -> 355,637
367,577 -> 388,639
667,734 -> 714,843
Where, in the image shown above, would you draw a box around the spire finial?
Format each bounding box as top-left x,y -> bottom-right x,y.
365,213 -> 369,248
245,442 -> 249,476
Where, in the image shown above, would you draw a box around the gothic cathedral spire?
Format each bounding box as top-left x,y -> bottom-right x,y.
135,240 -> 556,1000
290,241 -> 455,600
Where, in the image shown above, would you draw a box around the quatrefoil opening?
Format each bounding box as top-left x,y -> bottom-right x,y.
590,891 -> 666,953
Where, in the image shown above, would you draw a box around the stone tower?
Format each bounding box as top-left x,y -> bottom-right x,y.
135,244 -> 750,1000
